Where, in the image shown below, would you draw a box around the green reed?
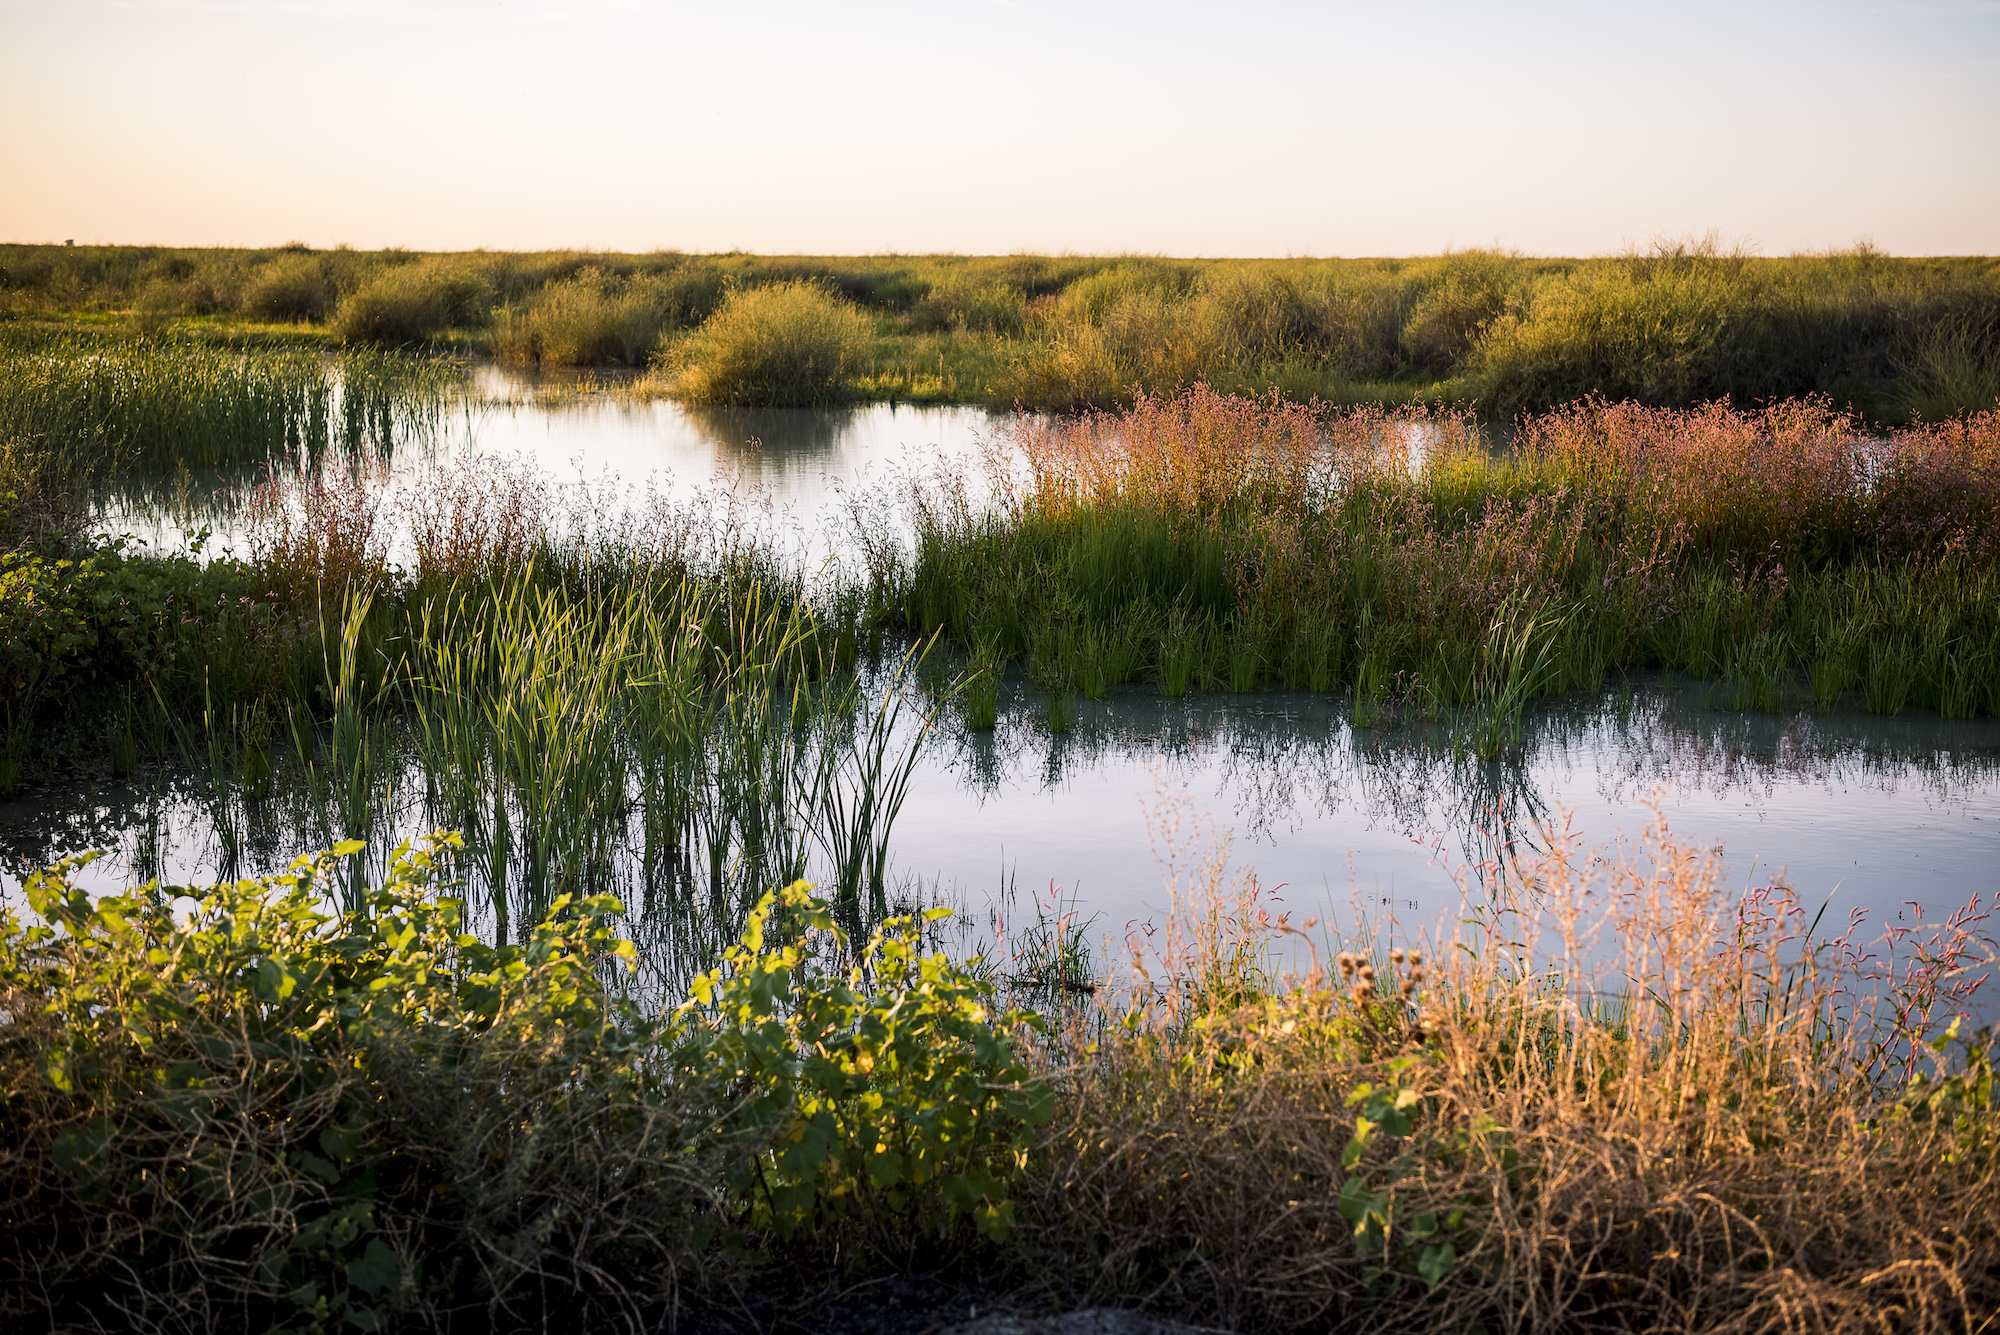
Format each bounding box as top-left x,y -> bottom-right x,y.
0,328 -> 454,477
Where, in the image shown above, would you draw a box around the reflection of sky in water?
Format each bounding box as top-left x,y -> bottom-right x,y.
898,677 -> 2000,947
6,679 -> 1995,981
93,363 -> 1003,571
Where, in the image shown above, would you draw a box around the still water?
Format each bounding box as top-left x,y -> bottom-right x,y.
28,370 -> 2000,993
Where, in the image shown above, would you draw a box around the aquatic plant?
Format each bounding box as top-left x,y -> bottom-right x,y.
882,386 -> 2000,719
0,328 -> 452,476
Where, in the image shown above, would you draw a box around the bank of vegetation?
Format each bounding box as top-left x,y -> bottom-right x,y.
2,799 -> 1994,1333
1,297 -> 1997,1330
4,240 -> 1997,418
873,389 -> 2000,749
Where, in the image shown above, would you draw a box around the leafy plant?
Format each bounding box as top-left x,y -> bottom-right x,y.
674,881 -> 1051,1250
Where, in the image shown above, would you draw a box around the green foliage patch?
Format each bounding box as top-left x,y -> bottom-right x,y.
0,838 -> 1047,1331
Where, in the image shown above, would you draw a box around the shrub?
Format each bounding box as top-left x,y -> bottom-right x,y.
330,262 -> 492,346
668,281 -> 872,407
0,840 -> 1047,1331
244,253 -> 335,323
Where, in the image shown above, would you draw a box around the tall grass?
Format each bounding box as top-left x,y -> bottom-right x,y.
1007,806 -> 1998,1333
8,242 -> 1994,418
329,257 -> 494,346
876,387 -> 2000,726
666,280 -> 873,407
493,264 -> 724,366
0,328 -> 453,478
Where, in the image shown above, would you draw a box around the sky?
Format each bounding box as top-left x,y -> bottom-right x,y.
2,0 -> 1996,257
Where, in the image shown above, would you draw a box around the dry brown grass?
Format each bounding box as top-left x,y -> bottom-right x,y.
1011,807 -> 1999,1334
244,460 -> 391,606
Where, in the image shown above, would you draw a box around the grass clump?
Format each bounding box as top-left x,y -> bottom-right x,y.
666,280 -> 873,406
330,258 -> 493,347
493,263 -> 724,367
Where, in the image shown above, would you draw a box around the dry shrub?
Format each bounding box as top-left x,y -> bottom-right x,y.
246,461 -> 390,605
1018,807 -> 1999,1334
407,450 -> 549,587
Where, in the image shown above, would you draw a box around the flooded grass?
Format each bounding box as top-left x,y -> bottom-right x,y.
878,389 -> 2000,738
0,326 -> 454,477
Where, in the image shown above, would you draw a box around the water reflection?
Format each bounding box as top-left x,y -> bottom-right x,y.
14,674 -> 1989,951
901,673 -> 2000,952
93,365 -> 1000,566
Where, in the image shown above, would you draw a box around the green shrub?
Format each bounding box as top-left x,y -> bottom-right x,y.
668,280 -> 873,406
0,840 -> 1047,1330
244,253 -> 335,322
330,262 -> 492,345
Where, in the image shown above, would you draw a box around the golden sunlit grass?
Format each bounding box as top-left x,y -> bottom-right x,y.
5,241 -> 1995,419
1006,803 -> 1998,1333
665,280 -> 874,407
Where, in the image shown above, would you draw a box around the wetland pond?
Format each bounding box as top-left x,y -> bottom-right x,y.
10,365 -> 1997,1005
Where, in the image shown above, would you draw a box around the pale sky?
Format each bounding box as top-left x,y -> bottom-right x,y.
3,0 -> 1996,256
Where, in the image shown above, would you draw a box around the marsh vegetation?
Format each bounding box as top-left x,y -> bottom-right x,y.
5,239 -> 1998,418
1,249 -> 1997,1332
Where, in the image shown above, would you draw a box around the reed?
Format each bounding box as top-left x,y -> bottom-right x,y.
0,328 -> 452,476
